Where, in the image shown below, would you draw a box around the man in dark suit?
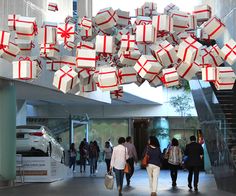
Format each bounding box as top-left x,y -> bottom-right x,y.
185,135 -> 204,192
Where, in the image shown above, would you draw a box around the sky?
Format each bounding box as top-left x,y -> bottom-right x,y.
93,0 -> 203,15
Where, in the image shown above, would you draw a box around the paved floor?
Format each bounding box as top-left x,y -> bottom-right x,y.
0,163 -> 235,196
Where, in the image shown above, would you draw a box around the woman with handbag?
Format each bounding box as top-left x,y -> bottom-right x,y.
143,136 -> 162,196
165,138 -> 182,187
110,137 -> 129,196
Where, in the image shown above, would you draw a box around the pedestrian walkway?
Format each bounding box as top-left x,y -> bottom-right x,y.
0,162 -> 235,196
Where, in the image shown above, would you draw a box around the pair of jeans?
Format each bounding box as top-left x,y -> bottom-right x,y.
113,168 -> 124,191
105,159 -> 111,173
169,163 -> 179,185
90,157 -> 96,174
188,166 -> 200,188
80,157 -> 86,172
69,157 -> 76,171
146,164 -> 160,193
126,158 -> 134,184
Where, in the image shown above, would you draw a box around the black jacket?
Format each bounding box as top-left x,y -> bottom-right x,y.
185,142 -> 204,167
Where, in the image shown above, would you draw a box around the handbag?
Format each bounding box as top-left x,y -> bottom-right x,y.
104,171 -> 114,190
124,147 -> 131,174
141,146 -> 149,168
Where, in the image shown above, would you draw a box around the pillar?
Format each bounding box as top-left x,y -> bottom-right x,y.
0,79 -> 16,182
77,0 -> 93,18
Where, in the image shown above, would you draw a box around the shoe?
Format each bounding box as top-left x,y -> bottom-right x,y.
172,182 -> 176,187
127,181 -> 130,186
188,184 -> 192,190
194,187 -> 198,192
151,192 -> 157,196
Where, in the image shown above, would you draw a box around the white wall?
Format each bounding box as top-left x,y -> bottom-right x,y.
16,100 -> 27,125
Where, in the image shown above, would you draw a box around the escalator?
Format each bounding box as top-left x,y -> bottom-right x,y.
189,79 -> 236,193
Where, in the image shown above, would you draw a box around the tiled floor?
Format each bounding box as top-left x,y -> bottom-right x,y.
0,163 -> 235,196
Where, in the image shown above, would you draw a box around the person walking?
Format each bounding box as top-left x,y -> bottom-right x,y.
69,143 -> 77,172
104,141 -> 112,173
165,138 -> 182,187
144,136 -> 162,196
124,136 -> 138,186
110,137 -> 129,196
93,140 -> 100,173
185,135 -> 204,192
89,141 -> 98,176
79,140 -> 87,173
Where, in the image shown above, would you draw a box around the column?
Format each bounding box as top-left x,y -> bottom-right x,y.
0,79 -> 16,182
77,0 -> 93,17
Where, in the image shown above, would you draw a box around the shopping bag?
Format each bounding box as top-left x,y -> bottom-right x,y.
124,162 -> 131,173
104,172 -> 114,190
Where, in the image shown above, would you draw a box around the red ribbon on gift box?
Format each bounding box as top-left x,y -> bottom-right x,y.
46,60 -> 61,71
118,70 -> 136,83
111,88 -> 123,99
8,14 -> 18,30
41,44 -> 60,59
99,70 -> 119,88
1,42 -> 18,58
136,59 -> 158,75
161,70 -> 179,84
224,44 -> 236,61
97,9 -> 117,26
58,67 -> 74,90
81,17 -> 92,29
18,57 -> 33,80
156,43 -> 174,65
203,17 -> 225,39
48,3 -> 58,11
16,19 -> 38,36
183,39 -> 198,62
121,35 -> 135,51
180,62 -> 194,78
57,23 -> 74,43
201,48 -> 219,66
0,31 -> 8,50
193,9 -> 211,14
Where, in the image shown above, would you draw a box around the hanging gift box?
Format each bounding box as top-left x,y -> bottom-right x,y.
60,56 -> 76,70
77,68 -> 95,85
152,15 -> 171,33
135,8 -> 148,16
136,24 -> 155,44
110,86 -> 124,99
120,35 -> 136,51
40,44 -> 60,60
176,61 -> 199,80
116,9 -> 130,26
8,14 -> 20,31
53,65 -> 78,94
46,59 -> 62,71
135,74 -> 145,86
133,16 -> 152,33
193,4 -> 211,22
80,27 -> 93,39
164,3 -> 179,15
118,49 -> 141,66
38,26 -> 57,45
162,67 -> 179,87
0,42 -> 20,62
76,49 -> 97,68
12,57 -> 37,80
170,10 -> 189,33
202,65 -> 216,81
57,23 -> 75,44
64,41 -> 75,52
118,67 -> 137,84
220,39 -> 236,65
201,47 -> 223,67
80,17 -> 92,30
95,7 -> 118,30
202,16 -> 225,39
177,36 -> 202,64
142,2 -> 157,10
187,14 -> 197,30
98,67 -> 119,91
96,35 -> 114,54
30,57 -> 42,78
148,72 -> 162,87
77,41 -> 95,50
15,16 -> 37,40
214,67 -> 236,90
15,39 -> 35,56
48,2 -> 58,12
166,32 -> 180,46
0,31 -> 11,56
150,40 -> 177,67
134,55 -> 162,80
80,79 -> 97,92
115,29 -> 131,44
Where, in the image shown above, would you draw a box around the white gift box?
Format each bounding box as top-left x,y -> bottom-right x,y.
202,16 -> 225,39
46,60 -> 62,71
118,67 -> 137,84
77,68 -> 95,85
1,42 -> 20,62
53,65 -> 78,93
135,8 -> 148,16
76,49 -> 96,68
8,14 -> 20,31
115,29 -> 131,44
80,27 -> 93,38
38,27 -> 57,45
95,7 -> 118,30
162,67 -> 179,87
96,35 -> 114,54
164,3 -> 179,15
150,40 -> 177,67
214,67 -> 236,90
193,4 -> 211,22
15,39 -> 34,55
40,44 -> 60,60
110,86 -> 123,99
48,2 -> 58,11
80,17 -> 92,30
166,33 -> 180,46
134,16 -> 152,28
176,61 -> 199,80
171,11 -> 189,33
142,2 -> 157,10
220,39 -> 236,65
77,41 -> 95,50
202,66 -> 216,81
0,31 -> 11,56
145,9 -> 158,17
80,80 -> 97,92
134,55 -> 162,80
135,74 -> 145,86
148,73 -> 162,87
57,23 -> 75,44
12,57 -> 37,80
120,35 -> 135,51
116,9 -> 130,26
187,15 -> 197,30
15,16 -> 37,40
119,50 -> 141,66
201,47 -> 223,67
177,36 -> 202,64
152,15 -> 171,33
136,25 -> 155,44
60,56 -> 76,70
98,67 -> 119,91
64,41 -> 75,51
